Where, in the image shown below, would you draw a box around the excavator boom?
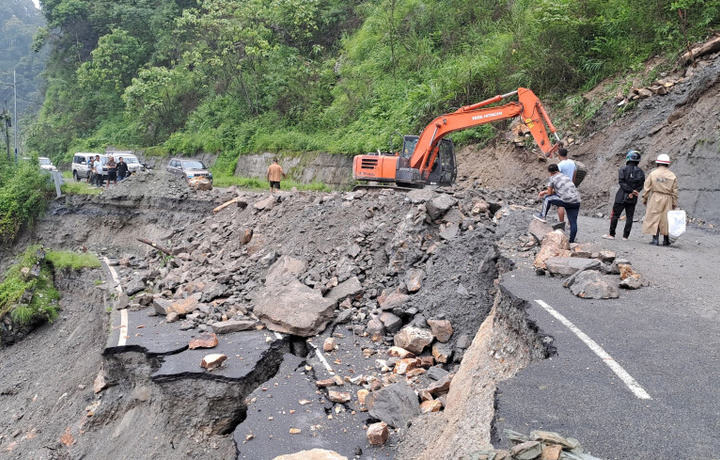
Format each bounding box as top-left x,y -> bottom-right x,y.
353,87 -> 559,187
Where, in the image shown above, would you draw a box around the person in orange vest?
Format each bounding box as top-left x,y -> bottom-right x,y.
266,158 -> 286,193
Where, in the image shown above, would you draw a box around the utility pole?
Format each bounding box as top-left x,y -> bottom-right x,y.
14,68 -> 18,162
1,100 -> 11,161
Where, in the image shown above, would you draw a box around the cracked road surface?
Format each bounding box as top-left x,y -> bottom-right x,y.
496,216 -> 720,459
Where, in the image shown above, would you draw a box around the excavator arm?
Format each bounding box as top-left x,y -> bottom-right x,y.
353,87 -> 559,187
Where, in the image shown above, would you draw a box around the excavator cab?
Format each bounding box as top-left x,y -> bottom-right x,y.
398,135 -> 456,187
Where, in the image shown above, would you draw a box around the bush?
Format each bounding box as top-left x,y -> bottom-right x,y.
0,245 -> 60,327
0,161 -> 52,245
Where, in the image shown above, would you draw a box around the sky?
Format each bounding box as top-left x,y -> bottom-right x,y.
32,0 -> 41,9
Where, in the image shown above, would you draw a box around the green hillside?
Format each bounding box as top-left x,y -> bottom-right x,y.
26,0 -> 720,178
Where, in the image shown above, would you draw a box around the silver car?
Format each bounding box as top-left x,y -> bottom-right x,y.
166,158 -> 213,184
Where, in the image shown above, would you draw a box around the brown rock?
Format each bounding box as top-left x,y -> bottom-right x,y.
316,378 -> 337,388
431,342 -> 453,364
188,333 -> 218,349
240,228 -> 253,245
201,353 -> 228,370
420,400 -> 443,413
597,250 -> 616,263
153,293 -> 201,316
540,444 -> 562,460
426,374 -> 453,396
387,346 -> 415,359
323,337 -> 338,352
406,368 -> 426,378
618,263 -> 637,280
366,422 -> 389,446
378,290 -> 409,311
533,230 -> 571,269
419,355 -> 435,368
418,389 -> 433,402
404,269 -> 425,293
357,389 -> 370,406
272,449 -> 348,460
427,319 -> 453,343
394,326 -> 434,355
328,391 -> 351,403
511,440 -> 543,459
188,177 -> 212,191
394,358 -> 422,375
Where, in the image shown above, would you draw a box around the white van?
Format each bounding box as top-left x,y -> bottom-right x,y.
71,153 -> 103,181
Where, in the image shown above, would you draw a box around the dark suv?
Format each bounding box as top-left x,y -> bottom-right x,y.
166,158 -> 213,184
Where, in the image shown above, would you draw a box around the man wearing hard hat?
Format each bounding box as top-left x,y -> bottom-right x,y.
641,154 -> 679,246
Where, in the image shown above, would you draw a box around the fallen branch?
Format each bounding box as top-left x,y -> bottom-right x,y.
136,238 -> 174,256
678,35 -> 720,66
213,197 -> 240,214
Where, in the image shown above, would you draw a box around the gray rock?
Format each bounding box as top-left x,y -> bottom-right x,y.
426,366 -> 449,381
366,381 -> 420,429
439,224 -> 459,240
528,219 -> 553,243
620,276 -> 643,290
425,194 -> 457,221
125,276 -> 145,296
379,312 -> 402,334
210,319 -> 257,334
568,270 -> 620,299
325,276 -> 363,304
545,257 -> 601,277
366,318 -> 385,337
406,189 -> 437,204
404,268 -> 425,293
115,292 -> 130,310
335,309 -> 353,324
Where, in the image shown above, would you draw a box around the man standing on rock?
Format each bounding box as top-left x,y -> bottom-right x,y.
603,150 -> 645,241
266,158 -> 286,193
534,163 -> 581,243
642,153 -> 678,246
555,148 -> 576,227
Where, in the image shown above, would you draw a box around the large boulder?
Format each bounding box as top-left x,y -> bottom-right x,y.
254,256 -> 335,337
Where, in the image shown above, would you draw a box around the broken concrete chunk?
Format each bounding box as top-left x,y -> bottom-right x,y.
200,353 -> 227,370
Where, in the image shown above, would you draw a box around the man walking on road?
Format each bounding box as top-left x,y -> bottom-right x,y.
534,163 -> 581,243
642,153 -> 678,246
603,150 -> 645,240
266,158 -> 286,193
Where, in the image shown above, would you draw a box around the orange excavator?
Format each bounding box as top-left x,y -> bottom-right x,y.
353,87 -> 560,188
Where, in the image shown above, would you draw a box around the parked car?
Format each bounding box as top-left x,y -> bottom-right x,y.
71,153 -> 103,181
116,153 -> 145,175
38,157 -> 57,172
166,158 -> 213,184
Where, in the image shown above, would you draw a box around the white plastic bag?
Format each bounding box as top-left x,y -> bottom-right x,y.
667,209 -> 686,243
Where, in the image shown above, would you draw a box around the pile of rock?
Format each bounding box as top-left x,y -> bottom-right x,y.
530,222 -> 646,299
468,429 -> 603,460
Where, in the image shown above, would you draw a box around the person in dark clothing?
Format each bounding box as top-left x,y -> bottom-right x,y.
603,150 -> 645,240
117,157 -> 129,181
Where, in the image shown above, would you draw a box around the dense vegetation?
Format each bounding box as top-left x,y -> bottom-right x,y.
0,0 -> 46,122
25,0 -> 720,181
0,157 -> 53,245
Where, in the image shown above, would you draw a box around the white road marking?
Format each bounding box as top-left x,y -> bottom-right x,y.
535,299 -> 652,400
307,341 -> 335,375
103,257 -> 127,347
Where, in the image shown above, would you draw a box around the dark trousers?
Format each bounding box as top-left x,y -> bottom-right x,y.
541,196 -> 580,243
608,202 -> 636,238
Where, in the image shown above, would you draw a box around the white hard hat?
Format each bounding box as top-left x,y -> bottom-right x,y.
656,153 -> 670,164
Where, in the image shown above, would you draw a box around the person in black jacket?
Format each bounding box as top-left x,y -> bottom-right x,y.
603,150 -> 645,240
117,157 -> 129,181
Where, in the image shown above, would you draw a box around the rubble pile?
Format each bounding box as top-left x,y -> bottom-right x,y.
529,223 -> 647,299
108,185 -> 520,433
467,429 -> 602,460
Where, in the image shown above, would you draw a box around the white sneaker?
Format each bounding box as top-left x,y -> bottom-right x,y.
602,235 -> 615,240
533,213 -> 547,223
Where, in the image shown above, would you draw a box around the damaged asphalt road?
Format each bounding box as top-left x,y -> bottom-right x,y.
496,216 -> 720,459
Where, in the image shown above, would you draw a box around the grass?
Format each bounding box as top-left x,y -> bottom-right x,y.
213,175 -> 332,192
60,172 -> 102,195
0,245 -> 60,328
46,250 -> 101,270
